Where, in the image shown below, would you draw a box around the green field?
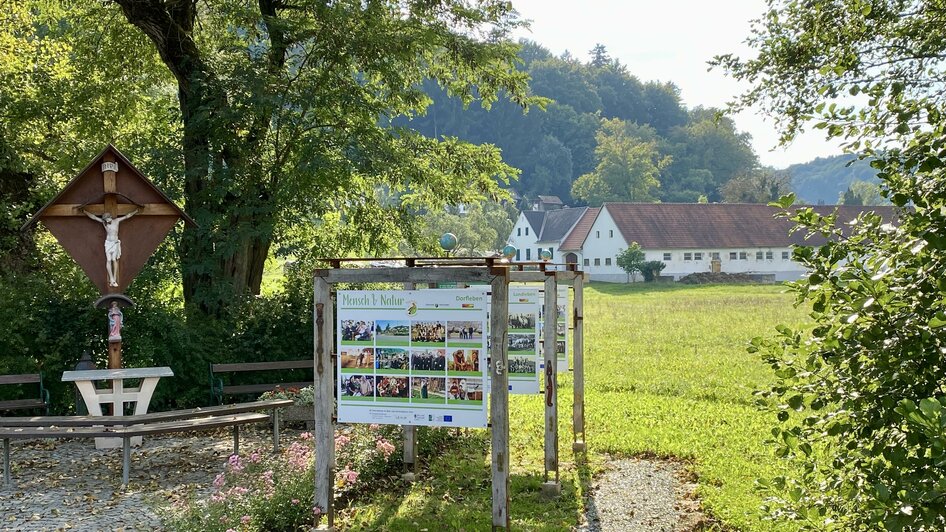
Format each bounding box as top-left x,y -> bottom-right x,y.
341,283 -> 809,531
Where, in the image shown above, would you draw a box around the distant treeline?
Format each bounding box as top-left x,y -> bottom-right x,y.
398,42 -> 759,205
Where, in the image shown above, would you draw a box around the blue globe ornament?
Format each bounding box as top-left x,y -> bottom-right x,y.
539,249 -> 553,261
501,245 -> 517,259
439,232 -> 459,252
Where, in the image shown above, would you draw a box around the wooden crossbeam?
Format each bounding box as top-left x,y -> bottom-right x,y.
39,203 -> 180,217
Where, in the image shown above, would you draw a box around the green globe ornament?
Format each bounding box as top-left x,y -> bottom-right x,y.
539,249 -> 553,261
501,245 -> 517,259
439,232 -> 459,252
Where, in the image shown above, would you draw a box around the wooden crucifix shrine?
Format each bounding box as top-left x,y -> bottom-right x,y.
25,145 -> 195,368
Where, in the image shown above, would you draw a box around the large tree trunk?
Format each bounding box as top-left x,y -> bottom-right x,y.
115,0 -> 275,315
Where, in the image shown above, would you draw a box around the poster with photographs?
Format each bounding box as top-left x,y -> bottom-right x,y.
337,289 -> 489,428
508,286 -> 540,394
538,286 -> 570,373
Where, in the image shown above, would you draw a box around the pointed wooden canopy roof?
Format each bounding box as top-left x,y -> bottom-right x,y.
24,145 -> 195,295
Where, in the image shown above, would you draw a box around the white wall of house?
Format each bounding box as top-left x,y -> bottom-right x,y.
579,208 -> 630,282
647,247 -> 806,281
508,213 -> 539,261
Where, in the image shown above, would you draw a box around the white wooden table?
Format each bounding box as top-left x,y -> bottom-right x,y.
62,367 -> 174,449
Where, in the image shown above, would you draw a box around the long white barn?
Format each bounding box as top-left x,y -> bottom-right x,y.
508,203 -> 898,282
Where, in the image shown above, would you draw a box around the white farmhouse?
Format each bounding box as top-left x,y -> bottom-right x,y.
508,203 -> 899,282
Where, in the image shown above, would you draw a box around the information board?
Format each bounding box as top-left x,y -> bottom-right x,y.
337,289 -> 489,428
507,287 -> 540,394
557,285 -> 569,371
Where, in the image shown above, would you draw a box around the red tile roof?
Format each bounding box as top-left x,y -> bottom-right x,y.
560,207 -> 601,251
603,203 -> 900,249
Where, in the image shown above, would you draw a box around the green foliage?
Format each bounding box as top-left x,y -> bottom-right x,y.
839,180 -> 887,206
719,1 -> 946,528
411,200 -> 516,256
720,168 -> 793,204
785,155 -> 881,204
571,119 -> 669,206
639,260 -> 667,282
615,242 -> 646,279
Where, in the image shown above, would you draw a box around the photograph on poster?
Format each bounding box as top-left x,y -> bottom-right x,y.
341,374 -> 375,400
375,348 -> 409,373
447,349 -> 480,375
556,322 -> 566,337
557,340 -> 566,354
447,378 -> 483,404
446,321 -> 483,347
411,348 -> 446,374
375,376 -> 410,401
375,320 -> 410,346
509,333 -> 536,355
509,313 -> 536,332
411,321 -> 446,346
340,348 -> 374,372
411,377 -> 446,403
509,356 -> 536,376
341,319 -> 375,345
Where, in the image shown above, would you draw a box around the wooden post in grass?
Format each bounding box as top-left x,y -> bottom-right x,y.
541,273 -> 561,496
572,273 -> 586,452
403,281 -> 418,482
313,276 -> 335,531
490,268 -> 511,529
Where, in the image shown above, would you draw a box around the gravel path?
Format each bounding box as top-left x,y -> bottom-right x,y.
0,428 -> 289,531
579,457 -> 708,532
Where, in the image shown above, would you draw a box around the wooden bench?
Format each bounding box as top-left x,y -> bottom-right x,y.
209,360 -> 313,405
0,374 -> 49,415
0,398 -> 293,487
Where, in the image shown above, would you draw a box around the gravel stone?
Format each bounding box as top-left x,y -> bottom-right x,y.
578,458 -> 707,532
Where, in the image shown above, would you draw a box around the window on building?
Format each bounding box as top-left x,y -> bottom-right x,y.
663,252 -> 672,261
765,251 -> 774,260
526,248 -> 531,260
711,252 -> 720,260
605,257 -> 612,266
517,227 -> 521,236
596,230 -> 600,238
609,230 -> 614,238
516,249 -> 520,261
524,227 -> 529,236
729,252 -> 737,260
694,252 -> 704,261
583,258 -> 590,266
739,252 -> 748,260
782,251 -> 790,260
594,258 -> 601,266
755,251 -> 763,260
684,252 -> 693,261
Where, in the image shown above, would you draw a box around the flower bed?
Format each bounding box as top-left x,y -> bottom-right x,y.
162,423 -> 453,531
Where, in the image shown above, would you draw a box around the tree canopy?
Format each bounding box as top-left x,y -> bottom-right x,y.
717,0 -> 946,529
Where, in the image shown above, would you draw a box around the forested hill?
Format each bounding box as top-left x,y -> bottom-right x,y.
783,155 -> 880,204
398,42 -> 759,205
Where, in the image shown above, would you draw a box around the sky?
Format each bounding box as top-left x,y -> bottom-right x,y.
510,0 -> 845,169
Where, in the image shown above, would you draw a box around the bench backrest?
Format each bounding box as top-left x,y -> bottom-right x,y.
0,374 -> 41,385
211,360 -> 312,373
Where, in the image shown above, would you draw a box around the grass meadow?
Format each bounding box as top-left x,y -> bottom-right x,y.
338,283 -> 810,531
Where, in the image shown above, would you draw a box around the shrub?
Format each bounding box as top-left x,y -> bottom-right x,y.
640,260 -> 666,282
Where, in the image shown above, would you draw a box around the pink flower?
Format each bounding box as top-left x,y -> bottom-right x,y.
227,529 -> 236,532
249,452 -> 261,463
227,454 -> 243,472
213,473 -> 226,489
334,434 -> 351,450
376,438 -> 396,458
300,432 -> 313,440
241,515 -> 251,524
313,506 -> 322,516
369,423 -> 380,430
291,498 -> 300,505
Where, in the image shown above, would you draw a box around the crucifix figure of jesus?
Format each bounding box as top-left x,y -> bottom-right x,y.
83,208 -> 139,287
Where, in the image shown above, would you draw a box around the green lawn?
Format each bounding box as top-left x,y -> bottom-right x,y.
340,283 -> 809,531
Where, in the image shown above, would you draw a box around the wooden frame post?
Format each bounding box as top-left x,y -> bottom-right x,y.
572,274 -> 586,451
402,281 -> 418,482
313,277 -> 335,531
490,269 -> 511,529
541,274 -> 561,496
